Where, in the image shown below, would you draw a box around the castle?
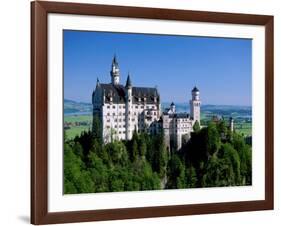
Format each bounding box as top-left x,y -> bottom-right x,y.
92,56 -> 201,151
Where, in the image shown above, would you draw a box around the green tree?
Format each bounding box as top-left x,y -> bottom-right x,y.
132,139 -> 138,162
206,122 -> 221,156
74,130 -> 94,160
92,114 -> 102,143
166,154 -> 185,189
152,132 -> 168,178
88,152 -> 109,192
193,120 -> 200,133
185,164 -> 197,188
105,141 -> 128,166
232,133 -> 252,185
64,143 -> 94,193
203,143 -> 241,187
138,133 -> 147,158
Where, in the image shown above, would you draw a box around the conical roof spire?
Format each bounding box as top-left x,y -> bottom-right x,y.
112,54 -> 118,66
96,77 -> 100,87
126,72 -> 132,88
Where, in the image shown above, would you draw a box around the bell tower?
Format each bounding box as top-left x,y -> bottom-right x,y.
110,55 -> 120,85
190,86 -> 201,125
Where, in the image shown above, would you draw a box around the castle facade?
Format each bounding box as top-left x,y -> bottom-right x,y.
92,56 -> 201,151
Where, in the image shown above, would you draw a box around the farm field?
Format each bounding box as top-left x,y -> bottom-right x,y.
64,100 -> 252,139
64,114 -> 92,139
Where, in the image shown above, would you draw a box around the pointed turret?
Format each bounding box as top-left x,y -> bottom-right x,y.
96,77 -> 100,87
112,54 -> 118,66
110,54 -> 120,85
125,73 -> 132,88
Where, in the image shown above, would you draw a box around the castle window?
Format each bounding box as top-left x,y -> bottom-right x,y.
113,105 -> 116,109
107,113 -> 110,116
113,113 -> 115,116
107,106 -> 110,109
136,106 -> 138,109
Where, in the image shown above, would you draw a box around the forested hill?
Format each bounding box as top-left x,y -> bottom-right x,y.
64,99 -> 92,114
64,116 -> 252,194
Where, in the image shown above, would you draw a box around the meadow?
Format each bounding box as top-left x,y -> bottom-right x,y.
64,103 -> 252,139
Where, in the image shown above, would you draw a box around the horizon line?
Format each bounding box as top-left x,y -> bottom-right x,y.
64,98 -> 252,107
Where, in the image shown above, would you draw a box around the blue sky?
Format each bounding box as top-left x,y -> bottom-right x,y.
64,30 -> 252,106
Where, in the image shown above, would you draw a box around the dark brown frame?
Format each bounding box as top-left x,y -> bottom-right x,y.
31,1 -> 274,224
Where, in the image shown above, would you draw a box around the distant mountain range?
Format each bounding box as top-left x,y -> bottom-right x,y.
64,99 -> 252,118
64,99 -> 92,114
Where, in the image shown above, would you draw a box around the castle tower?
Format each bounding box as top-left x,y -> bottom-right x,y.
229,117 -> 234,132
110,55 -> 120,85
190,86 -> 201,125
125,73 -> 133,140
170,102 -> 176,113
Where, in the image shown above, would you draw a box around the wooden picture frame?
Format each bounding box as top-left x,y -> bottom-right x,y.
31,1 -> 274,224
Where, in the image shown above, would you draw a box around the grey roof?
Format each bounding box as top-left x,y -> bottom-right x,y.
168,113 -> 189,119
192,86 -> 199,92
99,83 -> 160,104
162,110 -> 190,119
175,113 -> 190,119
101,84 -> 126,103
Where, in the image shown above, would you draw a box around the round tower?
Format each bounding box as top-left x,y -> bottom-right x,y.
229,117 -> 234,132
192,86 -> 200,101
190,86 -> 201,125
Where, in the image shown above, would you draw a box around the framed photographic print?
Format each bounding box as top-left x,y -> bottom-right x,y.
31,1 -> 274,225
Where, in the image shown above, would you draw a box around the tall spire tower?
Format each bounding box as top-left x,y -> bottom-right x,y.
110,55 -> 120,85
